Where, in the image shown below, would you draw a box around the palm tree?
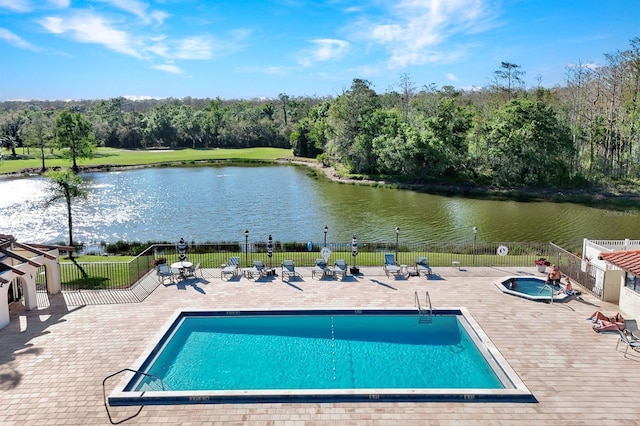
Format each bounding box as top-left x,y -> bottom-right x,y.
44,168 -> 89,278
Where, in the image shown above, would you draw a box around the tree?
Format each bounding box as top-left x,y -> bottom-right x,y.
484,98 -> 574,186
23,107 -> 55,172
492,62 -> 525,102
326,78 -> 380,173
55,109 -> 96,173
0,109 -> 26,156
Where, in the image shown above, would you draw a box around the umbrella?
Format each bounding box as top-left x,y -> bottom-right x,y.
177,237 -> 187,261
351,234 -> 358,268
267,234 -> 273,268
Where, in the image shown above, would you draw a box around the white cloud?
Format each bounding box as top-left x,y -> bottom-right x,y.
567,62 -> 600,71
0,0 -> 31,12
0,28 -> 39,50
174,36 -> 213,60
39,11 -> 143,58
95,0 -> 169,25
298,38 -> 350,67
47,0 -> 70,7
358,0 -> 498,68
446,73 -> 458,81
0,0 -> 69,12
152,63 -> 183,74
123,95 -> 161,100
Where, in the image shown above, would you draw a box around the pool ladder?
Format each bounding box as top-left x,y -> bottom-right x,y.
102,368 -> 170,424
415,291 -> 432,324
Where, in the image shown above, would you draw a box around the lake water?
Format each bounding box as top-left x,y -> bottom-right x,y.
0,165 -> 638,250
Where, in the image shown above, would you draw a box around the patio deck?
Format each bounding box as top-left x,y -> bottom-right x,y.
2,266 -> 638,425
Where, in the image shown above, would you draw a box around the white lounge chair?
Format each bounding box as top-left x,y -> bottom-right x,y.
383,253 -> 402,277
312,258 -> 328,279
246,260 -> 267,280
416,257 -> 432,278
281,260 -> 296,281
221,256 -> 240,280
332,259 -> 348,280
617,329 -> 640,357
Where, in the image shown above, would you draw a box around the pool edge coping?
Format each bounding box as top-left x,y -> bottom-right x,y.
107,307 -> 537,405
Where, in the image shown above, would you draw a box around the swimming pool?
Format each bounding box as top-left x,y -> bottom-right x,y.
495,276 -> 570,302
108,308 -> 534,405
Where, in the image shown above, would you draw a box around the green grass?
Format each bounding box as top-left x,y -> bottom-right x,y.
0,147 -> 297,174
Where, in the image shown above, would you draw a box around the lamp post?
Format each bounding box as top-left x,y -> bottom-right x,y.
473,226 -> 478,265
395,226 -> 400,259
323,225 -> 328,248
244,229 -> 249,266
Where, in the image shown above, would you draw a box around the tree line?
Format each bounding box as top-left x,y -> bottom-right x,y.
2,38 -> 640,188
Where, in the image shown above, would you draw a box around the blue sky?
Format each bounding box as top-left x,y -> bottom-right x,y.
0,0 -> 638,101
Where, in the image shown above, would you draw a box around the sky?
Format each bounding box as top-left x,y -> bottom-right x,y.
0,0 -> 639,101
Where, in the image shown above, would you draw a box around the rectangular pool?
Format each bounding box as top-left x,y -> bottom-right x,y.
109,308 -> 534,405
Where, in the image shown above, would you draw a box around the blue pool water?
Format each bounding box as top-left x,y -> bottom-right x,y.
502,277 -> 554,297
111,309 -> 535,404
135,314 -> 501,391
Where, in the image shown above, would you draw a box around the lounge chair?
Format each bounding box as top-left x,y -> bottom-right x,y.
156,263 -> 174,285
281,260 -> 296,281
332,259 -> 348,280
624,319 -> 639,339
616,329 -> 640,357
246,260 -> 267,280
221,256 -> 240,280
383,253 -> 402,278
416,257 -> 432,278
311,259 -> 328,279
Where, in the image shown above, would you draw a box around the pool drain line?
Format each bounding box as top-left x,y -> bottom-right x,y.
331,316 -> 336,381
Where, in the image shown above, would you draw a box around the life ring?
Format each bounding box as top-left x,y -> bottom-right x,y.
497,245 -> 509,256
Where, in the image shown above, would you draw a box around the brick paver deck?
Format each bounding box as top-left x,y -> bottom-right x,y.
2,266 -> 638,425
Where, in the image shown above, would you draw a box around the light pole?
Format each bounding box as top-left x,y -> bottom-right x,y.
244,229 -> 249,266
323,225 -> 328,248
395,226 -> 400,260
473,226 -> 478,265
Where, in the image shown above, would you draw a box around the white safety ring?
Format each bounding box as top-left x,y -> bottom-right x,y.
497,245 -> 509,256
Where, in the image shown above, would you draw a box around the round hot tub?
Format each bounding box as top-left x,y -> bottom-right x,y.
494,276 -> 570,302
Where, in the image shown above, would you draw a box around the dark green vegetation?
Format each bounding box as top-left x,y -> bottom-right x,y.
3,39 -> 640,199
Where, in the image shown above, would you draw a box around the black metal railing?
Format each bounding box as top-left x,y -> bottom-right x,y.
58,241 -> 560,291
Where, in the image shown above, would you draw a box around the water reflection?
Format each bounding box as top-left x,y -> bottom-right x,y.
0,165 -> 638,250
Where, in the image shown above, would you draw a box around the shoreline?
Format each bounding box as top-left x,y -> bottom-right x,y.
3,158 -> 640,208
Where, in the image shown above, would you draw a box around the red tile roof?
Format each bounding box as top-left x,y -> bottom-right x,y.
599,249 -> 640,276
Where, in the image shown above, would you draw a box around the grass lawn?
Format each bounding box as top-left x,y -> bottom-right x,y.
0,147 -> 297,175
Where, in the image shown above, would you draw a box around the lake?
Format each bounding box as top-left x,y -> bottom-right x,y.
0,165 -> 638,251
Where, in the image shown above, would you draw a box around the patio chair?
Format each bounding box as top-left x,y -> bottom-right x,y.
311,258 -> 328,279
281,260 -> 297,281
171,266 -> 184,281
383,253 -> 402,278
186,262 -> 201,278
221,256 -> 240,280
156,263 -> 174,285
624,319 -> 639,339
616,329 -> 640,357
246,260 -> 267,280
332,259 -> 348,281
416,257 -> 432,278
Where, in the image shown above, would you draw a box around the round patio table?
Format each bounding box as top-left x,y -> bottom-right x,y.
171,261 -> 193,279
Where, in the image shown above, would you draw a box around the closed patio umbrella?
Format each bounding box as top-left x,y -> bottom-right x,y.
267,234 -> 273,268
351,234 -> 358,273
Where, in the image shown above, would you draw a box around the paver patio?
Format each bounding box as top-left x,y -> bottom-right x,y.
1,266 -> 638,425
